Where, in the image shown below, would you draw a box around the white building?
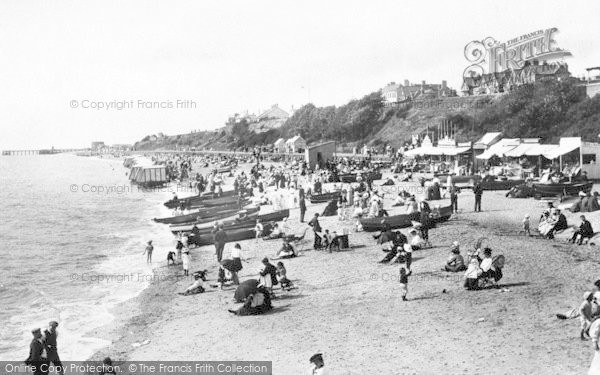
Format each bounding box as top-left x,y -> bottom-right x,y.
273,138 -> 286,153
286,135 -> 307,153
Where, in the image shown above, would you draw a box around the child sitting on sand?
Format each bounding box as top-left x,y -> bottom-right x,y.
276,261 -> 293,290
399,267 -> 409,301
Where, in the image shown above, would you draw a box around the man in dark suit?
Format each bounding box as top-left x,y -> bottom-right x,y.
213,224 -> 228,262
473,181 -> 483,212
25,328 -> 49,375
43,321 -> 63,375
570,215 -> 594,245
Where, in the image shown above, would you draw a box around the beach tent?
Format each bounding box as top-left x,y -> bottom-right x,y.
524,144 -> 559,157
503,140 -> 541,157
129,165 -> 167,185
476,138 -> 520,159
542,137 -> 581,160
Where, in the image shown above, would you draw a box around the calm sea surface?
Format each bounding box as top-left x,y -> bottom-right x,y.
0,154 -> 175,360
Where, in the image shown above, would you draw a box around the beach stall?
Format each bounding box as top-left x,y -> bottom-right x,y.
541,137 -> 600,179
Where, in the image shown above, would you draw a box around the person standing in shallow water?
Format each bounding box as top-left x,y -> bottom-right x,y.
143,240 -> 153,264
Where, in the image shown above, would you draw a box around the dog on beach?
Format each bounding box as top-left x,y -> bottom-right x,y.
167,251 -> 176,265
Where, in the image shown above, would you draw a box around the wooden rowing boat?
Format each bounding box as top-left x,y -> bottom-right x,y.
170,209 -> 290,233
359,204 -> 453,232
163,190 -> 237,208
339,172 -> 382,183
189,223 -> 274,247
309,191 -> 341,204
154,203 -> 252,224
157,206 -> 259,225
532,181 -> 593,197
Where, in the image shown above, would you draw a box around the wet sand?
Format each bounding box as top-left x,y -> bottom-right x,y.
88,169 -> 600,374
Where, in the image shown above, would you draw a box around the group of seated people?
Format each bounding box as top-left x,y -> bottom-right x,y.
538,205 -> 568,239
228,257 -> 294,316
463,247 -> 505,290
570,191 -> 600,213
377,225 -> 424,272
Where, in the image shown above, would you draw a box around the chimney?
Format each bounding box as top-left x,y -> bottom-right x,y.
442,80 -> 447,89
404,80 -> 410,86
422,80 -> 426,86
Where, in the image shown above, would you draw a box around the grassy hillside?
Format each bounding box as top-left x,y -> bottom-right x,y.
133,78 -> 600,151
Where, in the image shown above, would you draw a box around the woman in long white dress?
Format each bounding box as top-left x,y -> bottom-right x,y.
182,249 -> 191,276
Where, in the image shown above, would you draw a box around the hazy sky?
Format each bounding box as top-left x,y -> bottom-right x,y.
1,0 -> 599,150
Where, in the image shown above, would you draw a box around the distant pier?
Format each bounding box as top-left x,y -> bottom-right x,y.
2,148 -> 89,156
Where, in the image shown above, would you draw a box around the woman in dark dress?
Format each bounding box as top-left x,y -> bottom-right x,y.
419,201 -> 432,248
219,243 -> 244,286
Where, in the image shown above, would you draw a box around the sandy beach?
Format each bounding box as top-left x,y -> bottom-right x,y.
83,166 -> 600,375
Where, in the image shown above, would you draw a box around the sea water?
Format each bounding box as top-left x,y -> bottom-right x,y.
0,154 -> 177,360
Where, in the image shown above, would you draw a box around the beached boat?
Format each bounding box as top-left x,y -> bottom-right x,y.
158,206 -> 260,225
169,209 -> 290,234
481,179 -> 525,191
189,223 -> 274,247
309,191 -> 341,204
359,204 -> 453,232
163,190 -> 238,208
339,172 -> 383,183
532,181 -> 593,197
154,203 -> 254,224
165,195 -> 245,209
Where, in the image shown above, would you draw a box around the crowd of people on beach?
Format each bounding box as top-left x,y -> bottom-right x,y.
22,150 -> 600,374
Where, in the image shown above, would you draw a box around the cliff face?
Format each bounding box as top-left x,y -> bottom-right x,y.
133,79 -> 600,151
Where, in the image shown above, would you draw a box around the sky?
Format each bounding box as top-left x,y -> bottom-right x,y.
0,0 -> 599,150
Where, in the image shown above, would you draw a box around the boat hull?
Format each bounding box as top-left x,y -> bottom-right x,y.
189,223 -> 274,247
154,203 -> 252,224
338,172 -> 383,183
164,190 -> 237,208
360,204 -> 453,232
309,192 -> 341,204
157,206 -> 259,225
170,209 -> 290,234
532,181 -> 593,197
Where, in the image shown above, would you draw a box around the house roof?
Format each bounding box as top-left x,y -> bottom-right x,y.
274,138 -> 285,146
286,135 -> 305,144
258,105 -> 289,121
